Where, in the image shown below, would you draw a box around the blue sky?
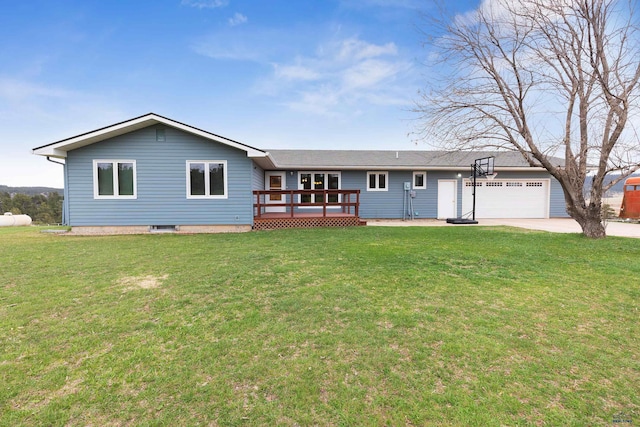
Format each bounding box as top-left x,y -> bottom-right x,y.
1,0 -> 479,188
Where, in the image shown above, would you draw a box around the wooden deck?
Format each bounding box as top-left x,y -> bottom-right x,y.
253,189 -> 365,230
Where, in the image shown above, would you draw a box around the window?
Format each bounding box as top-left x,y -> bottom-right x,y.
93,160 -> 136,199
298,171 -> 341,204
367,172 -> 388,191
187,161 -> 227,199
413,172 -> 427,189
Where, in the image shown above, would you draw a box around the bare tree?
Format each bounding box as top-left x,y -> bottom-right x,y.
414,0 -> 640,238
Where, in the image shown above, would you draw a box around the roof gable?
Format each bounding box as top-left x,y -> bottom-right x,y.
32,113 -> 267,159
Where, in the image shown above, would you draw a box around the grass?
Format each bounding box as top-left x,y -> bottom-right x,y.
0,225 -> 638,426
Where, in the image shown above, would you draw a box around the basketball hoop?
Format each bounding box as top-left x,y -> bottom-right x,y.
448,156 -> 496,224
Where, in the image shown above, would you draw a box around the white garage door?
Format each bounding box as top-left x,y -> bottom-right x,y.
462,179 -> 549,218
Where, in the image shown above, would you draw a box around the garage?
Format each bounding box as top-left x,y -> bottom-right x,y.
462,179 -> 549,218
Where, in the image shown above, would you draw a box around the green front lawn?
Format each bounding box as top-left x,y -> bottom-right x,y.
1,226 -> 638,426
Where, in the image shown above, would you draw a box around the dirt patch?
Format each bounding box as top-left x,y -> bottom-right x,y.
11,378 -> 83,411
118,274 -> 168,291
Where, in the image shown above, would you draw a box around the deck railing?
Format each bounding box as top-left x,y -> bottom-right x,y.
253,189 -> 360,218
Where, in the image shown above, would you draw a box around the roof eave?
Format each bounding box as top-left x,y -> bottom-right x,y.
261,165 -> 548,171
32,147 -> 67,158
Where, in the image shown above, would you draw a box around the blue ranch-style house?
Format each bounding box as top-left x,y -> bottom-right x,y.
32,113 -> 568,234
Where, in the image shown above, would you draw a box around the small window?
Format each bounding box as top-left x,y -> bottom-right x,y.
413,172 -> 427,189
367,172 -> 388,191
187,161 -> 227,199
486,181 -> 503,187
93,160 -> 137,199
506,182 -> 523,187
526,181 -> 543,187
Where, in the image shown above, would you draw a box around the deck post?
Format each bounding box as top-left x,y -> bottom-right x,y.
255,191 -> 261,218
289,190 -> 294,218
323,190 -> 327,217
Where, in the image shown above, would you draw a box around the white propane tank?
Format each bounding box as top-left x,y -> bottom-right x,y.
0,213 -> 33,227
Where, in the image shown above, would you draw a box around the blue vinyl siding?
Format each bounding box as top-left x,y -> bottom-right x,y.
252,163 -> 265,215
285,169 -> 568,219
62,163 -> 70,225
66,125 -> 254,226
549,177 -> 567,217
344,170 -> 446,219
343,171 -> 405,218
252,162 -> 265,191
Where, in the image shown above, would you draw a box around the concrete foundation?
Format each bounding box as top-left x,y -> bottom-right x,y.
69,224 -> 252,235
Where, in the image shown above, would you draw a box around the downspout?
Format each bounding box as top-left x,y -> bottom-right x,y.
46,157 -> 69,226
46,156 -> 64,166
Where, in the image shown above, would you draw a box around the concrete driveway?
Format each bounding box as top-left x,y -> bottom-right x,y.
367,218 -> 640,238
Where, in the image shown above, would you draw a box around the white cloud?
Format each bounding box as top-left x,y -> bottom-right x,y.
340,0 -> 424,10
0,77 -> 72,102
286,87 -> 342,116
192,37 -> 261,61
191,24 -> 416,116
181,0 -> 228,9
0,77 -> 129,187
191,27 -> 291,61
228,12 -> 248,26
264,36 -> 414,115
336,38 -> 397,61
273,63 -> 321,81
341,58 -> 401,89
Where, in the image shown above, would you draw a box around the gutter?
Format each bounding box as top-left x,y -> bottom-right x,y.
260,165 -> 549,172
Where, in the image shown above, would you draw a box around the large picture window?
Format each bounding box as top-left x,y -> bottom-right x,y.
187,161 -> 227,199
298,171 -> 341,204
93,160 -> 136,199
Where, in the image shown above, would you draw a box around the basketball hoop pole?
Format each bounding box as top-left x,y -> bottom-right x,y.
471,163 -> 477,221
446,156 -> 494,225
471,156 -> 495,222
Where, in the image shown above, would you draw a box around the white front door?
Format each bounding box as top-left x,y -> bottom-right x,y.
265,171 -> 287,213
438,180 -> 457,219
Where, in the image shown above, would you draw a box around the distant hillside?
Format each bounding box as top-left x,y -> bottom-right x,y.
0,185 -> 63,196
585,174 -> 640,195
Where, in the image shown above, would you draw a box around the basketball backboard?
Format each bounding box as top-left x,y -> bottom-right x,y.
475,157 -> 494,176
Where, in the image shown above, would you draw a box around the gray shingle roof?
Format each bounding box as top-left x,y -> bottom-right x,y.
265,150 -> 561,169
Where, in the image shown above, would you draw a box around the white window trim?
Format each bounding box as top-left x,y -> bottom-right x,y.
367,171 -> 389,192
297,171 -> 342,207
413,171 -> 427,190
93,159 -> 137,199
186,160 -> 228,199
